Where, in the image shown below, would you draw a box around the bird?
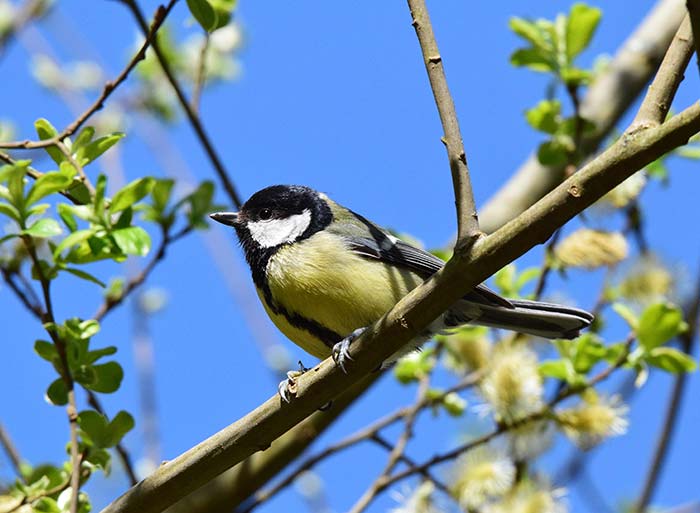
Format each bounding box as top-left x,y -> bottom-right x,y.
210,185 -> 593,400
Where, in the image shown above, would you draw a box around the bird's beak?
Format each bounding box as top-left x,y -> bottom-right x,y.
209,212 -> 240,227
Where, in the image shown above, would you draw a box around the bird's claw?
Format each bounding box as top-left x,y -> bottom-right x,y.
277,361 -> 309,403
332,327 -> 367,374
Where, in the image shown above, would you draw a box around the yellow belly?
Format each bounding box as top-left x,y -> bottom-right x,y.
260,231 -> 424,359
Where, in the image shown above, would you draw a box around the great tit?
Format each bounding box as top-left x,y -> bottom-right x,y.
210,185 -> 593,397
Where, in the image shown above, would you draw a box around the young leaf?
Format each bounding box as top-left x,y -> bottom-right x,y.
509,17 -> 550,50
53,229 -> 96,259
79,133 -> 125,165
34,340 -> 58,363
34,118 -> 64,165
109,177 -> 154,214
22,218 -> 62,238
63,267 -> 106,287
526,99 -> 561,134
46,378 -> 68,406
637,303 -> 688,351
26,172 -> 74,205
565,3 -> 602,59
187,0 -> 218,32
645,347 -> 697,373
87,361 -> 124,393
111,226 -> 151,256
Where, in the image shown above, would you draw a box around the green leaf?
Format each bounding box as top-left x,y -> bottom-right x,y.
26,172 -> 74,205
572,333 -> 606,373
46,378 -> 68,406
72,126 -> 95,151
53,229 -> 95,259
85,447 -> 111,473
34,340 -> 58,363
539,359 -> 571,380
106,411 -> 135,447
526,100 -> 561,134
646,347 -> 697,373
78,410 -> 110,447
22,218 -> 62,238
209,0 -> 237,28
34,118 -> 64,165
0,202 -> 21,222
637,302 -> 688,351
537,138 -> 570,166
393,349 -> 435,383
64,267 -> 106,287
79,133 -> 125,165
565,3 -> 601,59
86,346 -> 117,365
440,391 -> 467,417
186,180 -> 215,228
612,302 -> 638,330
151,178 -> 175,213
509,17 -> 550,50
57,203 -> 78,231
109,177 -> 154,214
33,497 -> 61,513
510,48 -> 555,72
187,0 -> 218,32
87,361 -> 124,393
111,226 -> 151,256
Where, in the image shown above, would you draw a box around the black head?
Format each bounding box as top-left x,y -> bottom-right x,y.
210,185 -> 333,285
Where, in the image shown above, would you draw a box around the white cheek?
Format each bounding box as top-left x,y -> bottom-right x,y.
247,210 -> 312,248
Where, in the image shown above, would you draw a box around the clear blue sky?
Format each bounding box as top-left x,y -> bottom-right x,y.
2,1 -> 699,512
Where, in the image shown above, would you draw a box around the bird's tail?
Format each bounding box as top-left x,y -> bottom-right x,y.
446,298 -> 594,340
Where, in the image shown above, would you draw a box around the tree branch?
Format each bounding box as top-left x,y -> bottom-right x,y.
407,0 -> 479,244
119,0 -> 243,209
0,1 -> 176,154
0,421 -> 25,481
479,0 -> 686,233
687,0 -> 700,75
100,94 -> 700,513
632,15 -> 694,129
633,269 -> 700,513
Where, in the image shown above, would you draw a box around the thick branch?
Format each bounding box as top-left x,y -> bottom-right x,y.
407,0 -> 479,243
479,0 -> 686,233
100,100 -> 700,513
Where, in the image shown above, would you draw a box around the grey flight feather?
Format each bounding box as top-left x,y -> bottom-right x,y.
334,210 -> 592,340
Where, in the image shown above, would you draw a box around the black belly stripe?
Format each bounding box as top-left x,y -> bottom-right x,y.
259,282 -> 342,348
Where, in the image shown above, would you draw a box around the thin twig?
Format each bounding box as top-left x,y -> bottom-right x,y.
633,268 -> 700,513
55,139 -> 96,196
86,392 -> 139,486
348,377 -> 430,513
0,151 -> 83,204
0,0 -> 177,152
0,0 -> 50,58
1,266 -> 44,319
242,372 -> 482,513
407,0 -> 479,245
0,421 -> 26,480
366,338 -> 633,499
631,15 -> 694,130
119,0 -> 243,209
94,225 -> 192,321
191,34 -> 210,115
20,233 -> 81,513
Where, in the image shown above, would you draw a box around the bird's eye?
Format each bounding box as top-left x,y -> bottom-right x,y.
259,208 -> 272,220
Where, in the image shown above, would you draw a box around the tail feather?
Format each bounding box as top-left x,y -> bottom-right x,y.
446,298 -> 593,340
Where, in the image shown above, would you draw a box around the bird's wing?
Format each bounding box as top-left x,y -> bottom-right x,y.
336,210 -> 513,308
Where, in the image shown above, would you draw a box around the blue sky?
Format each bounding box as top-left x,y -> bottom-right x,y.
2,1 -> 699,512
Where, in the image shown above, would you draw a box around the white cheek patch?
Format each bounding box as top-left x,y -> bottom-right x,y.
247,209 -> 312,248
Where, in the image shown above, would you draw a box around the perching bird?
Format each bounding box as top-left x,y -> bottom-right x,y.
210,185 -> 593,399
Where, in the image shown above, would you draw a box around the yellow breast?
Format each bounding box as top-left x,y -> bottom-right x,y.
260,231 -> 424,358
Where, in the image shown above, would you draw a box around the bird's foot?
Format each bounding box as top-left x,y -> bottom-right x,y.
278,360 -> 309,403
332,327 -> 367,373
